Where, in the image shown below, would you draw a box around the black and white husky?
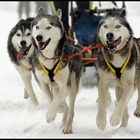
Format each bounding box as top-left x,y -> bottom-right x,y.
7,18 -> 38,106
31,8 -> 83,134
96,9 -> 140,130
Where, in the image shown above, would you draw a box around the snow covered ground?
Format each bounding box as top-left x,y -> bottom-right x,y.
0,1 -> 140,138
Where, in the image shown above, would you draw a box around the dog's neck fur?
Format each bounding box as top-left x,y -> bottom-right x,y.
19,56 -> 32,70
102,38 -> 133,68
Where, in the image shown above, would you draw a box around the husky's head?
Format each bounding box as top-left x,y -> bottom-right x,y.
32,8 -> 65,58
97,9 -> 133,53
9,18 -> 34,61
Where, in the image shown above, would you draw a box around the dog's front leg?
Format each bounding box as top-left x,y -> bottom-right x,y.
134,66 -> 140,117
96,79 -> 108,130
39,80 -> 53,103
115,86 -> 129,127
62,79 -> 79,134
19,70 -> 38,106
46,85 -> 67,123
110,83 -> 134,126
96,90 -> 112,107
24,88 -> 29,99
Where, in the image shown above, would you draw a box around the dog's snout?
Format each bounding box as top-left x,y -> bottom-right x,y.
106,32 -> 114,40
36,35 -> 43,42
20,40 -> 26,46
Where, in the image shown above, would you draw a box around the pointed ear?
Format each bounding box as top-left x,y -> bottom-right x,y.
120,8 -> 126,18
56,9 -> 62,20
105,11 -> 109,16
104,10 -> 112,17
37,7 -> 44,17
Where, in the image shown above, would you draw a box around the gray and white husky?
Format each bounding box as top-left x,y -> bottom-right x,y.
7,18 -> 38,106
31,8 -> 83,134
96,9 -> 140,130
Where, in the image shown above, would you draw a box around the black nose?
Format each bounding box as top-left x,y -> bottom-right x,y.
20,40 -> 26,46
106,32 -> 114,40
36,35 -> 43,42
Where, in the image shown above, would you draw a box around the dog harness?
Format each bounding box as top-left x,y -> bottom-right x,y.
39,59 -> 61,82
103,50 -> 131,79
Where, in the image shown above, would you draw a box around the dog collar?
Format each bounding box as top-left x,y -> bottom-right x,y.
40,51 -> 60,60
102,49 -> 131,79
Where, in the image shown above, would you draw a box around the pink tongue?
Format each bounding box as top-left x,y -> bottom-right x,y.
17,49 -> 24,61
110,38 -> 121,46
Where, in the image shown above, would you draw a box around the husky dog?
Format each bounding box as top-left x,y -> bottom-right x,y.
7,18 -> 38,106
31,8 -> 83,134
96,9 -> 139,130
134,37 -> 140,118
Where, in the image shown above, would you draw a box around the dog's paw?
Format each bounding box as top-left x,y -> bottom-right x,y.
46,110 -> 56,123
96,114 -> 106,130
62,125 -> 73,134
110,113 -> 121,126
134,107 -> 140,118
31,99 -> 38,106
24,93 -> 29,99
24,89 -> 29,99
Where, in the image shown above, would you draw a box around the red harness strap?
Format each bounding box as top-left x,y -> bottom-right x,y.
66,35 -> 85,49
63,44 -> 104,61
81,57 -> 97,61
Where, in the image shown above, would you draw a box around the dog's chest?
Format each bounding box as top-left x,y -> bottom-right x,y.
36,64 -> 69,85
110,54 -> 126,68
98,65 -> 136,87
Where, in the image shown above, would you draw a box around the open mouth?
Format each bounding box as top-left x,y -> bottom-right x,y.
17,44 -> 32,61
106,37 -> 121,52
24,44 -> 32,55
38,38 -> 51,50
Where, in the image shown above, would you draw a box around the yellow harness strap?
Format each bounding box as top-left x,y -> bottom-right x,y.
120,52 -> 131,74
103,52 -> 116,75
53,60 -> 61,75
39,62 -> 49,75
39,59 -> 61,78
103,50 -> 131,78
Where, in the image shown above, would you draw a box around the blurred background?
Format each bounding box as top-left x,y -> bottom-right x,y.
0,1 -> 139,38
